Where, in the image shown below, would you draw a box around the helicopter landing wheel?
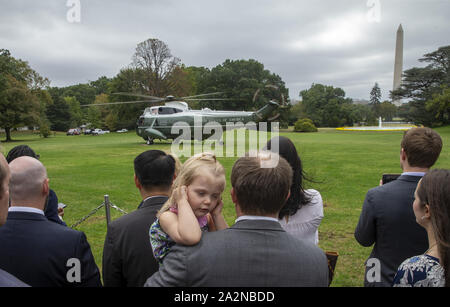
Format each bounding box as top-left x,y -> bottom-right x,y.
146,137 -> 154,145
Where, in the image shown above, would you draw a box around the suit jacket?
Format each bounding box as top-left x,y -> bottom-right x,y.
102,196 -> 168,287
355,175 -> 428,287
144,219 -> 329,287
0,268 -> 29,287
0,211 -> 102,287
45,189 -> 67,226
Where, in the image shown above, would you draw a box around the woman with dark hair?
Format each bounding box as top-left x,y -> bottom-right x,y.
6,145 -> 67,226
264,136 -> 323,245
393,169 -> 450,287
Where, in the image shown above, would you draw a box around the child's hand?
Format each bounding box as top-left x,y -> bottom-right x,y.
210,198 -> 229,231
211,197 -> 224,218
173,185 -> 189,207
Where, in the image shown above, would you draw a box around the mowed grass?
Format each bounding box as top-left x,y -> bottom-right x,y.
1,126 -> 449,287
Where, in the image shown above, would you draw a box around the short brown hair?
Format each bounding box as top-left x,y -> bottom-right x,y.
231,152 -> 293,215
401,127 -> 442,168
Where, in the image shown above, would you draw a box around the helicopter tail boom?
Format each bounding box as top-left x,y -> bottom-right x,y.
253,101 -> 280,121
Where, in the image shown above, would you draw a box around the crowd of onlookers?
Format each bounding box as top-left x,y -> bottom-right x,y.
0,127 -> 448,287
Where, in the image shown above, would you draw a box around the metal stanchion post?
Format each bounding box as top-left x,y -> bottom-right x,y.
104,194 -> 111,228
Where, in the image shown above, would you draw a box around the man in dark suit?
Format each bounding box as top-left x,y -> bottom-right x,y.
6,145 -> 66,226
0,156 -> 102,287
0,153 -> 28,287
145,151 -> 329,287
355,127 -> 443,286
102,150 -> 177,287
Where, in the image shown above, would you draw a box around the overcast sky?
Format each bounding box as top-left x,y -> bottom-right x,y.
1,0 -> 449,101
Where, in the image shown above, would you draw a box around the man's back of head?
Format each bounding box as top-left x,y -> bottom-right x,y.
401,127 -> 443,169
231,151 -> 293,216
6,145 -> 39,163
9,156 -> 49,208
134,150 -> 176,192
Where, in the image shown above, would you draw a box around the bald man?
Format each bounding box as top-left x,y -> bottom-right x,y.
0,153 -> 28,286
0,156 -> 102,287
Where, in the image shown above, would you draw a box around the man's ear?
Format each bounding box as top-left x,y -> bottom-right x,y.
230,187 -> 238,204
134,174 -> 141,189
42,178 -> 50,196
400,148 -> 407,162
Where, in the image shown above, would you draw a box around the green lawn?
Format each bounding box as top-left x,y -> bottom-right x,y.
1,126 -> 449,287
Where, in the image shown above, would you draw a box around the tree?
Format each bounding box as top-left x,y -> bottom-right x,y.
35,89 -> 53,138
64,96 -> 83,127
132,38 -> 181,96
370,83 -> 382,105
90,76 -> 112,95
426,86 -> 450,125
300,84 -> 353,127
288,102 -> 307,125
0,49 -> 46,141
46,89 -> 72,132
199,59 -> 288,111
370,82 -> 382,117
107,68 -> 149,129
184,66 -> 211,97
392,45 -> 450,126
378,101 -> 397,121
164,65 -> 193,98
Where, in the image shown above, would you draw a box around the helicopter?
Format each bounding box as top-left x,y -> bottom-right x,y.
87,86 -> 287,145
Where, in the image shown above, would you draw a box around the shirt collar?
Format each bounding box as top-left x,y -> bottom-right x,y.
235,215 -> 279,224
401,172 -> 426,177
8,206 -> 45,216
142,195 -> 169,202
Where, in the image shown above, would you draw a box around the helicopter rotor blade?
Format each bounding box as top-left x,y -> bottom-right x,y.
112,92 -> 163,101
82,100 -> 159,107
184,98 -> 237,101
180,92 -> 224,99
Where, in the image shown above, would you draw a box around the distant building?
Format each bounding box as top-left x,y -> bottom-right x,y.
352,99 -> 370,105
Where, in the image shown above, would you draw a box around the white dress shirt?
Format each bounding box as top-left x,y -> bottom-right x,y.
8,206 -> 45,216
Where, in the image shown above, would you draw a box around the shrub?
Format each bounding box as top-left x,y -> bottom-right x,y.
39,119 -> 51,138
294,118 -> 318,132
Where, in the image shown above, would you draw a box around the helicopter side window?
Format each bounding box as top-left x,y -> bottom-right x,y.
158,107 -> 175,115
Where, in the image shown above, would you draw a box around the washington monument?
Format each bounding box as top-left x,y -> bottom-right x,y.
392,24 -> 403,106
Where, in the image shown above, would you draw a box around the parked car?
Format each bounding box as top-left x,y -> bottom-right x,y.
116,129 -> 128,133
91,129 -> 106,135
67,128 -> 80,135
84,129 -> 92,135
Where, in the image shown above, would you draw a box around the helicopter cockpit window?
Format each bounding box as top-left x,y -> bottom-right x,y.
151,108 -> 158,115
158,107 -> 175,115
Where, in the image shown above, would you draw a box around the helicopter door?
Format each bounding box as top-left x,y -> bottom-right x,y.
157,107 -> 175,126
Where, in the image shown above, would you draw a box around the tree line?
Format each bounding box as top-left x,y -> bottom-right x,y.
1,41 -> 448,141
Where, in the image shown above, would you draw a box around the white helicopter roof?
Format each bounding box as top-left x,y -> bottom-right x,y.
164,101 -> 189,110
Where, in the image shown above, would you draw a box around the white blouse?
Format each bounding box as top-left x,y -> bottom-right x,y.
278,189 -> 324,245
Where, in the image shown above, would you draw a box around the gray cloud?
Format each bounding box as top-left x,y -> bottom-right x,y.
0,0 -> 448,100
